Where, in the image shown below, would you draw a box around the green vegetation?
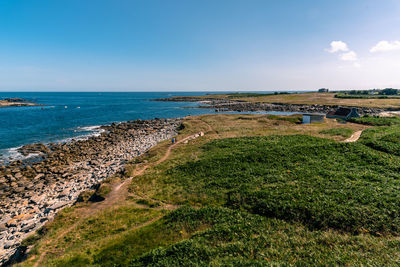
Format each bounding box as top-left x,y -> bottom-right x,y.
265,114 -> 302,124
162,135 -> 400,235
136,199 -> 160,208
42,206 -> 400,266
357,122 -> 400,156
349,116 -> 400,156
334,94 -> 398,99
335,89 -> 400,99
236,114 -> 302,124
22,115 -> 399,266
348,115 -> 400,126
42,207 -> 165,266
183,91 -> 400,109
131,206 -> 399,266
319,127 -> 354,138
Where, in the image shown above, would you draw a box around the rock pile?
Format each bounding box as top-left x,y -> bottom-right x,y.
0,118 -> 181,265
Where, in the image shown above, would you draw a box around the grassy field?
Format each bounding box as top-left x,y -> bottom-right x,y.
349,115 -> 400,126
191,92 -> 400,108
19,114 -> 400,266
131,207 -> 399,266
334,93 -> 400,99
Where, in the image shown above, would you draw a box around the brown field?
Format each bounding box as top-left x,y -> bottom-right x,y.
194,92 -> 400,108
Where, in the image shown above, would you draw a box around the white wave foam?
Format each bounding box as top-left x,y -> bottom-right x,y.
0,146 -> 42,164
0,125 -> 106,164
60,125 -> 106,143
76,125 -> 102,132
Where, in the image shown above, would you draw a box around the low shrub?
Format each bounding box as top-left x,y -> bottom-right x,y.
131,207 -> 400,266
319,127 -> 354,138
164,135 -> 400,235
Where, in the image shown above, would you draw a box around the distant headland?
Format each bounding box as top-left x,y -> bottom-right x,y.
0,98 -> 41,108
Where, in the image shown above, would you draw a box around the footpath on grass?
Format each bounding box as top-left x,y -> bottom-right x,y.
343,130 -> 363,142
20,114 -> 399,266
31,124 -> 209,267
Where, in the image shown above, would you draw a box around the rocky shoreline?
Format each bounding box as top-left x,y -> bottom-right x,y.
0,118 -> 181,265
154,97 -> 387,115
0,98 -> 41,108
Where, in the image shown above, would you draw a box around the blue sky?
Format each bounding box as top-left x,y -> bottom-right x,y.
0,0 -> 400,91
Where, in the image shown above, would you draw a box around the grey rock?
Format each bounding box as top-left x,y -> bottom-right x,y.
49,201 -> 68,210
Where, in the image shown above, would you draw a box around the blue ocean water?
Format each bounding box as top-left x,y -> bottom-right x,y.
0,92 -> 295,162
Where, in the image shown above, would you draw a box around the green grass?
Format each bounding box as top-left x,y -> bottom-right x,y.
319,127 -> 354,138
21,116 -> 400,266
47,206 -> 400,266
47,207 -> 206,267
136,199 -> 160,208
236,115 -> 302,124
266,115 -> 302,124
131,206 -> 400,266
31,207 -> 164,266
358,124 -> 400,156
349,116 -> 400,126
352,117 -> 400,156
161,135 -> 400,235
334,94 -> 400,99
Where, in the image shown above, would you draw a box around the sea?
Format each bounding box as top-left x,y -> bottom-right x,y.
0,92 -> 296,163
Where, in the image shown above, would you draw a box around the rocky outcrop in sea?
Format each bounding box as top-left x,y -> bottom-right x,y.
0,118 -> 181,265
0,98 -> 41,108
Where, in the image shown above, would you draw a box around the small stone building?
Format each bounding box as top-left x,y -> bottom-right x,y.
302,113 -> 325,124
318,88 -> 329,93
326,107 -> 360,120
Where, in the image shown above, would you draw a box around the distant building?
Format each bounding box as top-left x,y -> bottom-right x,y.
318,88 -> 329,93
326,107 -> 360,120
302,113 -> 325,124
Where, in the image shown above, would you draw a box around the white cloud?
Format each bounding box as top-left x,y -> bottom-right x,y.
327,41 -> 349,53
340,51 -> 358,61
370,40 -> 400,52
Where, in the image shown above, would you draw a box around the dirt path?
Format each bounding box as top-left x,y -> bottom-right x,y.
343,130 -> 363,142
32,120 -> 211,267
84,118 -> 214,215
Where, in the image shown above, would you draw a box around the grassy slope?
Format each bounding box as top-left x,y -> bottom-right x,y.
185,92 -> 400,108
351,116 -> 400,156
132,207 -> 398,266
166,135 -> 400,233
19,115 -> 400,266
